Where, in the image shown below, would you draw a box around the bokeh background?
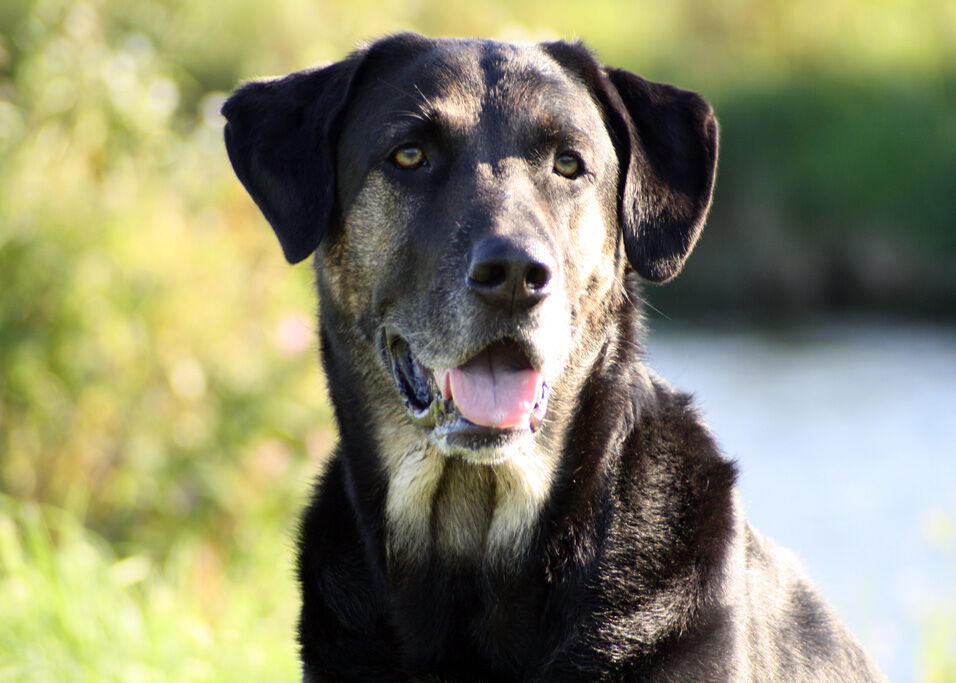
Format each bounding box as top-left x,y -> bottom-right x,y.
1,0 -> 954,680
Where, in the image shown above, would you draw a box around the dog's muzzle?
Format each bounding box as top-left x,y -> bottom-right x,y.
382,331 -> 550,445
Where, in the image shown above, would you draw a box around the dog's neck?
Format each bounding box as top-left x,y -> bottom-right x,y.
376,420 -> 559,567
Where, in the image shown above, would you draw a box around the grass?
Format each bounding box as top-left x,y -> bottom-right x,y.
0,494 -> 302,682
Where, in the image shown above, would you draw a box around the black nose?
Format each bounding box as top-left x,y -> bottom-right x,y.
466,236 -> 554,310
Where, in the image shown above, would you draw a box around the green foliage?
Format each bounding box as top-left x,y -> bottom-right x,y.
661,72 -> 956,318
716,74 -> 956,250
0,3 -> 338,675
923,610 -> 956,682
920,513 -> 956,682
0,494 -> 300,681
0,0 -> 332,553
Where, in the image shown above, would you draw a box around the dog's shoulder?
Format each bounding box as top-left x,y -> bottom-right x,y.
729,523 -> 887,680
560,381 -> 885,681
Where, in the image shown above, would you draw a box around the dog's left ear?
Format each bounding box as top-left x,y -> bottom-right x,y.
542,42 -> 718,282
602,69 -> 719,282
221,55 -> 364,264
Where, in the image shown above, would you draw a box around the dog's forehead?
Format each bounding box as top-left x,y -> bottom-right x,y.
359,38 -> 602,130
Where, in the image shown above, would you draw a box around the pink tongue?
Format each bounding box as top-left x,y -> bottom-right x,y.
438,353 -> 542,429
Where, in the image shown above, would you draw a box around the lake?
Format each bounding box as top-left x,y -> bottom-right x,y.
645,319 -> 956,682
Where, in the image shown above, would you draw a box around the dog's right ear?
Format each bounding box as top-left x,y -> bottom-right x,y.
222,56 -> 364,264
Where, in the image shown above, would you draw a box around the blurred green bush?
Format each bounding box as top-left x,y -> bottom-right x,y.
0,0 -> 340,551
0,0 -> 953,678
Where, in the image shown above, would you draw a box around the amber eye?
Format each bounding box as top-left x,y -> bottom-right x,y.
554,152 -> 582,178
392,145 -> 426,169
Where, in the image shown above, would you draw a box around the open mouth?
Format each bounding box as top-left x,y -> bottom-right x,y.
383,332 -> 550,439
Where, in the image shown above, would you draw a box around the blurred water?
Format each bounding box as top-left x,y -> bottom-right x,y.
644,320 -> 956,682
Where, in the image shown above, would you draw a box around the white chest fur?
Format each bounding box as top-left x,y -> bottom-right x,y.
377,419 -> 558,566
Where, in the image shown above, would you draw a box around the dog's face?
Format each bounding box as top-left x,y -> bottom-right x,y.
327,39 -> 623,462
222,34 -> 718,466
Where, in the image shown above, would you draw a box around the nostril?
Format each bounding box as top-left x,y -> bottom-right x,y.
524,263 -> 551,291
469,261 -> 508,289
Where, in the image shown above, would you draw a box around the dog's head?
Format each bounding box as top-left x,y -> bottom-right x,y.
223,34 -> 717,464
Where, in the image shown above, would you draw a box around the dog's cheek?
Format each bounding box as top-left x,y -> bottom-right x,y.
320,172 -> 416,320
553,193 -> 621,387
569,197 -> 618,306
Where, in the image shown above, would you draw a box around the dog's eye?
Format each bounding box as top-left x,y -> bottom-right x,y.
392,145 -> 426,169
553,152 -> 583,178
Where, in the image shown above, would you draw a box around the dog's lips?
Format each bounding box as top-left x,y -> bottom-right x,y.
384,335 -> 439,422
384,334 -> 549,435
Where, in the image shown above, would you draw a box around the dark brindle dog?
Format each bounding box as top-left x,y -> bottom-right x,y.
222,33 -> 883,682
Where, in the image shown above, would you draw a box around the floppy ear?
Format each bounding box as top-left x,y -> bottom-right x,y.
602,69 -> 719,282
222,56 -> 364,264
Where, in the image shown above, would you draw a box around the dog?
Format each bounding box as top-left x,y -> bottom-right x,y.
222,33 -> 884,682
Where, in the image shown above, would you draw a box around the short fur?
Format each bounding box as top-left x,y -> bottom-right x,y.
223,33 -> 884,682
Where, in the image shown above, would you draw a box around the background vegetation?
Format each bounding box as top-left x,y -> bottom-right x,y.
0,0 -> 953,680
